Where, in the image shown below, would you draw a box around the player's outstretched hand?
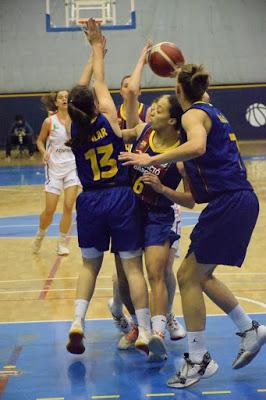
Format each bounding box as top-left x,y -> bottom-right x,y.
119,151 -> 152,167
83,18 -> 103,46
141,40 -> 153,65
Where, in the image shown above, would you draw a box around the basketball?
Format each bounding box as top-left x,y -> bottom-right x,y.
147,42 -> 185,77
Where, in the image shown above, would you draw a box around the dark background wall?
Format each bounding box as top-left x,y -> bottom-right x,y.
1,85 -> 265,148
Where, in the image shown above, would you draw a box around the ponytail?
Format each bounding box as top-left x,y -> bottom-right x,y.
178,64 -> 210,102
41,92 -> 58,113
65,85 -> 96,149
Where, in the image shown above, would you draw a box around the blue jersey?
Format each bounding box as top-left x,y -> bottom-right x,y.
71,113 -> 129,189
180,102 -> 253,203
131,124 -> 182,209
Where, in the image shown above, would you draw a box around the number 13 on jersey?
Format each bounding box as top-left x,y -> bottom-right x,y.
85,144 -> 118,181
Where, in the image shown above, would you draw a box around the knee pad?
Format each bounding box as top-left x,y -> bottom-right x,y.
118,248 -> 142,259
81,247 -> 103,259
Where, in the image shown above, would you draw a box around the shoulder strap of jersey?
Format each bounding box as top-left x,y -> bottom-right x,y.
134,125 -> 154,154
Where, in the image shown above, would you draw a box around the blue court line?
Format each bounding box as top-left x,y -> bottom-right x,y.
0,211 -> 200,238
0,314 -> 265,400
242,155 -> 266,161
0,166 -> 44,186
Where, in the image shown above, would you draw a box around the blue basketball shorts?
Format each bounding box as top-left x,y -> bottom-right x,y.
76,186 -> 143,253
141,204 -> 180,248
187,190 -> 259,267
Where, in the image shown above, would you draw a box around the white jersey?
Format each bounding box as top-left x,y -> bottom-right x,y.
46,114 -> 76,178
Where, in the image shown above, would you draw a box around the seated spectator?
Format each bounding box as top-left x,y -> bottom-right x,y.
6,115 -> 35,160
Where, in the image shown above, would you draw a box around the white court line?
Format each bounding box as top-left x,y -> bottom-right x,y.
0,287 -> 112,294
236,296 -> 266,309
0,275 -> 112,283
1,285 -> 266,295
0,223 -> 58,228
0,312 -> 265,325
216,272 -> 266,276
0,272 -> 265,284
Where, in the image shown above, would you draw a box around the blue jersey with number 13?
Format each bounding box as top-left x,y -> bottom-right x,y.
71,113 -> 129,189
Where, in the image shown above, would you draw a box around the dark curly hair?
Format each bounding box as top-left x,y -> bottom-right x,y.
66,85 -> 97,148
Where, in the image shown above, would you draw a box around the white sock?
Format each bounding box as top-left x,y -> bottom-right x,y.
151,315 -> 167,335
59,232 -> 67,240
135,308 -> 151,331
228,304 -> 253,332
37,228 -> 46,236
187,330 -> 208,363
74,299 -> 89,321
166,311 -> 174,319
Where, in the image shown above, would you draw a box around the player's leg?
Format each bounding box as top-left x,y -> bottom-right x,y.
67,249 -> 103,354
119,252 -> 151,354
202,270 -> 266,369
32,189 -> 60,254
108,254 -> 136,334
110,187 -> 151,354
67,190 -> 109,354
165,246 -> 186,340
57,182 -> 79,255
167,252 -> 218,389
145,243 -> 169,359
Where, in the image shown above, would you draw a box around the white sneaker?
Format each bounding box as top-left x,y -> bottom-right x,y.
108,298 -> 132,334
232,320 -> 266,369
57,238 -> 70,256
167,352 -> 219,388
135,328 -> 151,355
166,312 -> 186,341
148,351 -> 168,363
66,319 -> 85,354
148,332 -> 167,361
118,325 -> 139,350
32,234 -> 44,254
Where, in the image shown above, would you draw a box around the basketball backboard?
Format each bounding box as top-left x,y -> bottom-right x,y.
45,0 -> 136,32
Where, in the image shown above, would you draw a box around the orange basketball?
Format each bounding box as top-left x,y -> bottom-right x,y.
147,42 -> 185,77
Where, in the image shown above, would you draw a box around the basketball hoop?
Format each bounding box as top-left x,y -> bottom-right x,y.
78,18 -> 103,26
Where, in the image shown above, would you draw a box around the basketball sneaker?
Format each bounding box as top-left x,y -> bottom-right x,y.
148,331 -> 167,360
66,319 -> 85,354
117,324 -> 139,350
57,237 -> 70,256
135,328 -> 151,355
108,298 -> 131,334
166,312 -> 187,341
32,234 -> 45,254
148,351 -> 168,363
232,320 -> 266,369
167,352 -> 219,389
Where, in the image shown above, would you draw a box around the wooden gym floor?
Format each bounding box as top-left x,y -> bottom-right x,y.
0,140 -> 266,324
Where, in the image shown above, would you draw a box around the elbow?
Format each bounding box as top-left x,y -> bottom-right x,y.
127,86 -> 139,97
187,199 -> 195,209
182,198 -> 195,209
194,143 -> 206,157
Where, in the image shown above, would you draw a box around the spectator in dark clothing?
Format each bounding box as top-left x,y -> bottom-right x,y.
6,115 -> 35,160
